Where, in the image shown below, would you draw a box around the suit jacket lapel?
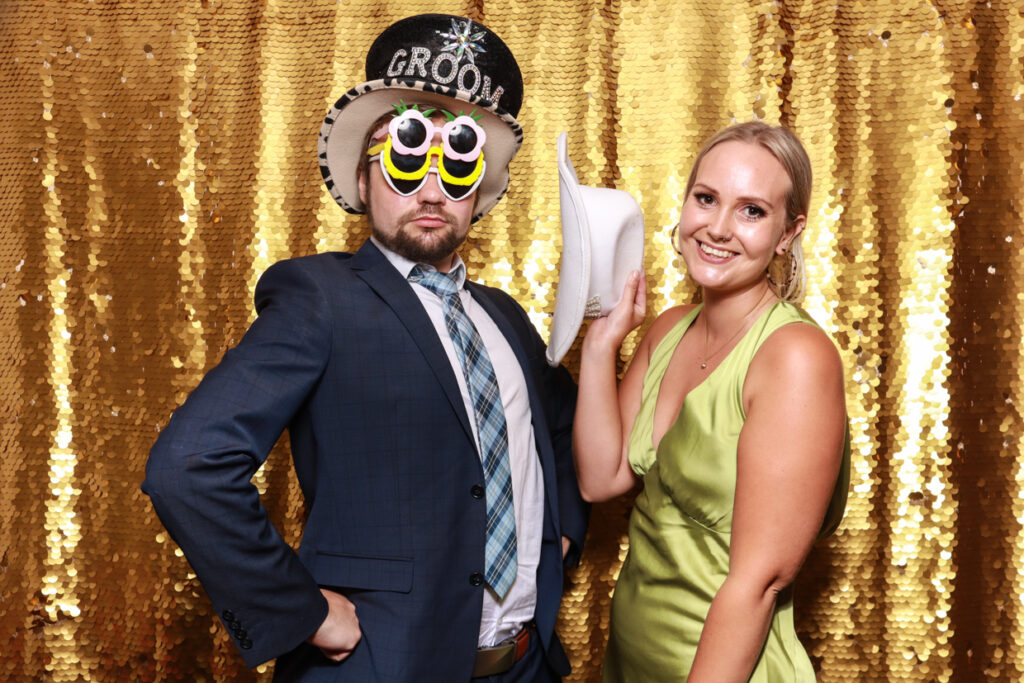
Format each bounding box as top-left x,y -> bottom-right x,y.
350,241 -> 476,443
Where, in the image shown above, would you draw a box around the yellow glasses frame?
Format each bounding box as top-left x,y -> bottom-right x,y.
367,136 -> 485,193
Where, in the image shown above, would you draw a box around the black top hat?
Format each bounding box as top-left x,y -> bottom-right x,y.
319,14 -> 525,222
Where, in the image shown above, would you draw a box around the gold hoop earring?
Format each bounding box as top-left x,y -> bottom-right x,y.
670,225 -> 683,256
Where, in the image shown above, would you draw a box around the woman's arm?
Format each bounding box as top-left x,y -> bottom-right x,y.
573,271 -> 648,502
687,322 -> 847,681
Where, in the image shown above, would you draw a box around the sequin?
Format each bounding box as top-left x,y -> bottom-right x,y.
4,2 -> 1024,681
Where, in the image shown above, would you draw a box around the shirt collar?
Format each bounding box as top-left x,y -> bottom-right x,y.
372,236 -> 468,289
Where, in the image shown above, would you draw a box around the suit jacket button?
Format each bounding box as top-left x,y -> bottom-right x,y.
240,638 -> 253,650
469,572 -> 484,586
470,485 -> 484,499
222,610 -> 236,622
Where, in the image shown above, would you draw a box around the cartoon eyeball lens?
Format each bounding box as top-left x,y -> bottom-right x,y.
366,107 -> 487,201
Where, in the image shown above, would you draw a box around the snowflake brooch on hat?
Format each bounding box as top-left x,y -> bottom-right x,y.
437,18 -> 487,64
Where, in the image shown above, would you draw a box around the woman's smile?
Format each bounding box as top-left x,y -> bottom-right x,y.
696,240 -> 737,261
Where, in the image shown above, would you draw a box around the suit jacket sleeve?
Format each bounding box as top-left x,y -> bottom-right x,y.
142,258 -> 331,667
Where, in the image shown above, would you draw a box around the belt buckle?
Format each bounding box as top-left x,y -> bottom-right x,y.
472,624 -> 531,678
471,642 -> 516,678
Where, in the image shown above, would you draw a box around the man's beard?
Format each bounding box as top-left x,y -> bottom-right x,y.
370,206 -> 467,265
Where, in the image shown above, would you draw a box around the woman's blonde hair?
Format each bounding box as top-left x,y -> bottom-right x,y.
683,121 -> 812,302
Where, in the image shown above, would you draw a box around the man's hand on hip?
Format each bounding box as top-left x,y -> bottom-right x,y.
307,588 -> 361,662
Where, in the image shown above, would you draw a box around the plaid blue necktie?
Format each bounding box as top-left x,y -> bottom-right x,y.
409,265 -> 517,599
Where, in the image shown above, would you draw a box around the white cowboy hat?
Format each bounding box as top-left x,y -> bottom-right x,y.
546,132 -> 645,366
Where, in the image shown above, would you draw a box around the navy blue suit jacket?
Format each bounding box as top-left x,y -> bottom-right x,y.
143,241 -> 588,681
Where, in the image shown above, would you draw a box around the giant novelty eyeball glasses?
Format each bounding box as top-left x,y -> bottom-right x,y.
366,108 -> 487,201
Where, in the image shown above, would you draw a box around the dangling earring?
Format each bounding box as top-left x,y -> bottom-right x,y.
670,225 -> 683,256
767,246 -> 796,290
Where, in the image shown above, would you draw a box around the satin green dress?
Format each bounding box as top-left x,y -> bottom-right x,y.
603,302 -> 850,682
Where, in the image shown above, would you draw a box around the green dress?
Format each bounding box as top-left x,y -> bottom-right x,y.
603,302 -> 850,682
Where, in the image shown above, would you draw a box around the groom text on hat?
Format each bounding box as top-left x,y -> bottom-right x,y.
385,48 -> 506,105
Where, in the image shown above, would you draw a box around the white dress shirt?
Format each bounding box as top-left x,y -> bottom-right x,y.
373,238 -> 544,647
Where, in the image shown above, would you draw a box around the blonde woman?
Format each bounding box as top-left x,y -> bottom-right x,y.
575,122 -> 850,681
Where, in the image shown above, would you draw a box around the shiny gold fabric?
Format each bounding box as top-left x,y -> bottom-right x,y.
2,1 -> 1022,680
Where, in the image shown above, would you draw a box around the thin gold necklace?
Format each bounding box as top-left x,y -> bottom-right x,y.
700,290 -> 773,370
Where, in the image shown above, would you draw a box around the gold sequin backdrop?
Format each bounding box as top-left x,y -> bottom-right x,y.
2,0 -> 1023,680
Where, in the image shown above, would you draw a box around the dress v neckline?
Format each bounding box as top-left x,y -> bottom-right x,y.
650,302 -> 781,454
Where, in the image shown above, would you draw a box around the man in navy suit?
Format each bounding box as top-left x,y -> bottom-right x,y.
142,13 -> 588,682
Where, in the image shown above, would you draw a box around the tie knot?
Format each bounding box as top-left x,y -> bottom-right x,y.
409,265 -> 459,299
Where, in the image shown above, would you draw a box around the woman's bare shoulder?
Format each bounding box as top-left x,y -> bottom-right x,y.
758,321 -> 841,370
639,303 -> 698,350
623,304 -> 697,373
746,321 -> 844,405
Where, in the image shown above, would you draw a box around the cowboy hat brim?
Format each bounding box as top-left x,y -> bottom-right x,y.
546,132 -> 645,366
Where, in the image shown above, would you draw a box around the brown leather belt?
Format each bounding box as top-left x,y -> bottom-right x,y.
471,623 -> 533,678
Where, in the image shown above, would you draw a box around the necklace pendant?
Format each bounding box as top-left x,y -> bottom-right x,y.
700,361 -> 708,369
